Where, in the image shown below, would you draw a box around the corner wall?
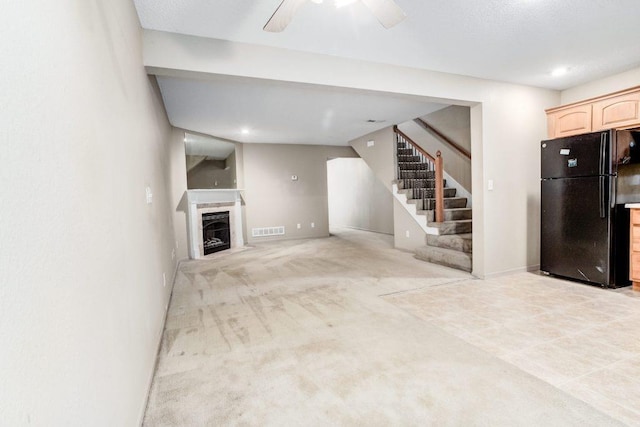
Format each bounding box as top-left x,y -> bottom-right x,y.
242,143 -> 357,243
0,1 -> 185,425
327,158 -> 393,234
349,127 -> 396,190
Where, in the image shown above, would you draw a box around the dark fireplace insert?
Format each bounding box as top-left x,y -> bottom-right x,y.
202,211 -> 231,255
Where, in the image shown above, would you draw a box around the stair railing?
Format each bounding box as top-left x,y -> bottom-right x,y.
393,126 -> 445,223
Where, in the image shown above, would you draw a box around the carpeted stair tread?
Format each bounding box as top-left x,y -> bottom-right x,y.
414,245 -> 472,272
394,137 -> 472,272
407,188 -> 457,199
421,197 -> 468,210
432,219 -> 472,235
398,171 -> 437,179
427,233 -> 472,253
419,208 -> 472,222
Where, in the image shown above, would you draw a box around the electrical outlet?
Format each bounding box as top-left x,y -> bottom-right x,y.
367,140 -> 375,147
163,273 -> 166,287
311,222 -> 315,228
405,230 -> 410,238
145,186 -> 153,204
297,223 -> 301,229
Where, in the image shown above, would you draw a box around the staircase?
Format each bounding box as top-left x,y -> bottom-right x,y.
394,128 -> 473,272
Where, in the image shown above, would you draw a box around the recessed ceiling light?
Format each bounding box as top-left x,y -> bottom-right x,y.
241,128 -> 250,135
551,67 -> 569,77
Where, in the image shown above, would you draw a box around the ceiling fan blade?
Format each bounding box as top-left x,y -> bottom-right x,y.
264,0 -> 308,32
360,0 -> 406,29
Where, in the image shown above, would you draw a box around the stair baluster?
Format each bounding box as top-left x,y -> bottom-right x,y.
393,126 -> 444,223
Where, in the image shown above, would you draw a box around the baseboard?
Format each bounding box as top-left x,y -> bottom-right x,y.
481,264 -> 540,279
138,259 -> 182,426
333,225 -> 393,235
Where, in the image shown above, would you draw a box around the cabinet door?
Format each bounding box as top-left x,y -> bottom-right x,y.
593,91 -> 640,131
547,104 -> 592,139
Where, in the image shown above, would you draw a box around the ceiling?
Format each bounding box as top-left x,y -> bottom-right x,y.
134,0 -> 640,145
159,76 -> 446,145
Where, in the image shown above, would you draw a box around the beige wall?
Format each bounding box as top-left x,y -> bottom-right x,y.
187,158 -> 235,189
242,144 -> 357,243
393,199 -> 429,251
561,66 -> 640,105
327,158 -> 393,234
143,31 -> 561,277
226,150 -> 238,188
349,127 -> 396,190
0,1 -> 186,425
398,106 -> 472,192
170,128 -> 190,261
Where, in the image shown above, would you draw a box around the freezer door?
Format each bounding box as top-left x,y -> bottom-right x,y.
540,176 -> 611,286
541,131 -> 612,179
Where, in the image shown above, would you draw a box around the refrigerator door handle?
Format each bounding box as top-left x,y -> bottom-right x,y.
600,133 -> 607,175
610,174 -> 616,208
599,176 -> 606,218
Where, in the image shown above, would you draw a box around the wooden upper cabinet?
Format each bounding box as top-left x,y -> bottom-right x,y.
592,91 -> 640,131
547,104 -> 592,138
546,86 -> 640,139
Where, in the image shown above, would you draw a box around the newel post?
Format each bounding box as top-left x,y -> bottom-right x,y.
435,151 -> 444,223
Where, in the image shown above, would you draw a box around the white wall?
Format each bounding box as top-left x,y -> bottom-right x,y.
327,158 -> 394,234
0,1 -> 186,425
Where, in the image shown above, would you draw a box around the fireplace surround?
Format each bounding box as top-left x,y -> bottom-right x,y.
186,190 -> 244,259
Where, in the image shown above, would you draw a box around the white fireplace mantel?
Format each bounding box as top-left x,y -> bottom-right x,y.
186,190 -> 244,259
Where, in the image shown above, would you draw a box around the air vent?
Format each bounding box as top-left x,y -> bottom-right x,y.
366,119 -> 386,123
252,226 -> 285,237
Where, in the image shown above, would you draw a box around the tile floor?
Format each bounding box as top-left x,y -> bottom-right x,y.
144,228 -> 639,425
386,272 -> 640,425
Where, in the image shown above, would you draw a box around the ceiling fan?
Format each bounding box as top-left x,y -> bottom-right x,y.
264,0 -> 406,32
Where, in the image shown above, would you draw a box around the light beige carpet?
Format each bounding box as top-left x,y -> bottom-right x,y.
143,229 -> 621,426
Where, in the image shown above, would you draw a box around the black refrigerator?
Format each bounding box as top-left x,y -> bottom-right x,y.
540,130 -> 631,288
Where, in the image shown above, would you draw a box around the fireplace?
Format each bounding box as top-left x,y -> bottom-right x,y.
187,190 -> 244,259
202,211 -> 231,255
